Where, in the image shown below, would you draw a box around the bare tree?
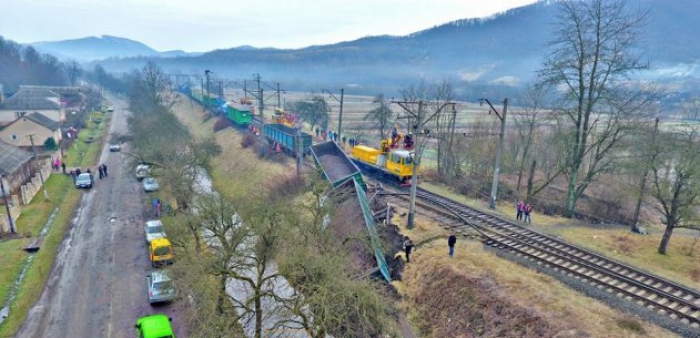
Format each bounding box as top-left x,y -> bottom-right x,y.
363,94 -> 394,139
293,96 -> 330,132
513,83 -> 549,191
682,96 -> 700,121
647,126 -> 700,254
64,59 -> 82,86
537,0 -> 651,217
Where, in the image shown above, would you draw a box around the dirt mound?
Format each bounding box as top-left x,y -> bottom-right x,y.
405,264 -> 563,338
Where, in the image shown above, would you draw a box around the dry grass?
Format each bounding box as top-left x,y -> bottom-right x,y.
420,182 -> 700,290
391,210 -> 678,338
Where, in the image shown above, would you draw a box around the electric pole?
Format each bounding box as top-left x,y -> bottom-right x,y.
0,175 -> 15,233
27,134 -> 49,199
322,89 -> 344,141
204,70 -> 213,115
393,100 -> 455,229
479,98 -> 508,209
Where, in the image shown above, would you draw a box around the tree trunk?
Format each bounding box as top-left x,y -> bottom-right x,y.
565,169 -> 580,218
526,160 -> 536,203
217,274 -> 227,314
254,289 -> 263,338
658,223 -> 675,254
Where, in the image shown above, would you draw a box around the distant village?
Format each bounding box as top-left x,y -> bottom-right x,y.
0,84 -> 99,206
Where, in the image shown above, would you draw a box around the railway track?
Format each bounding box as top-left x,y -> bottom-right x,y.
382,186 -> 700,332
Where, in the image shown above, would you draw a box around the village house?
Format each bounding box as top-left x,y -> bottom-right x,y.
0,141 -> 34,196
0,112 -> 62,151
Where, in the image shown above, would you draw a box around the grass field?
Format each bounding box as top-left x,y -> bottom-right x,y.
0,111 -> 108,336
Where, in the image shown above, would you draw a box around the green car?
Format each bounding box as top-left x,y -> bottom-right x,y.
135,314 -> 175,338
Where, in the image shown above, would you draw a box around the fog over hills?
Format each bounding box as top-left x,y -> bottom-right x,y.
27,0 -> 700,98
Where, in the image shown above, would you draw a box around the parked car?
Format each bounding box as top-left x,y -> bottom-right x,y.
107,105 -> 114,112
134,314 -> 175,338
143,177 -> 159,192
145,220 -> 166,244
136,164 -> 151,181
149,238 -> 174,267
146,270 -> 175,304
109,141 -> 121,152
75,173 -> 93,189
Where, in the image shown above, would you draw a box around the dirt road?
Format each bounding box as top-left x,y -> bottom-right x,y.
16,96 -> 183,338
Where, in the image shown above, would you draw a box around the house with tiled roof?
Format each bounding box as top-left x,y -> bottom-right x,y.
0,87 -> 63,126
0,141 -> 34,195
0,112 -> 62,150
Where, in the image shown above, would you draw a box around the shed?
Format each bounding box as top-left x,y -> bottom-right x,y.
0,141 -> 33,195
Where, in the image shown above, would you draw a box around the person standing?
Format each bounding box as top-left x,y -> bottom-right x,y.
157,200 -> 163,217
153,198 -> 160,217
448,231 -> 457,257
524,204 -> 532,224
404,236 -> 415,263
98,165 -> 104,179
61,162 -> 66,174
101,163 -> 108,177
516,201 -> 524,221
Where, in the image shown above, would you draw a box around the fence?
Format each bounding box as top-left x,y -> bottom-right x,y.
0,157 -> 53,233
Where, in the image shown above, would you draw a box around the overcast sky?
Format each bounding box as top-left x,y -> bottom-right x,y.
3,0 -> 539,52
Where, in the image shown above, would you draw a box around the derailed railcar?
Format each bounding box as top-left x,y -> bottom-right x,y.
310,141 -> 366,191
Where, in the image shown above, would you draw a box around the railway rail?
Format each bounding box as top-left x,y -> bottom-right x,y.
381,186 -> 700,332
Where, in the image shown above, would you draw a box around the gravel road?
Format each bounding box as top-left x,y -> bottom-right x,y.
16,95 -> 184,338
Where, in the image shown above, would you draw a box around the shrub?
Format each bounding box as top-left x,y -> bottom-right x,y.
213,117 -> 231,132
43,137 -> 57,150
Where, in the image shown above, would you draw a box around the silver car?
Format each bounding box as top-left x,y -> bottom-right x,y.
145,220 -> 166,244
109,141 -> 121,152
146,270 -> 175,304
142,177 -> 159,192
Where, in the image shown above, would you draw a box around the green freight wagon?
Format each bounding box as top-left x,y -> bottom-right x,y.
225,102 -> 253,126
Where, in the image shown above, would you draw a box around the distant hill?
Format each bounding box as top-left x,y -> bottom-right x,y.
86,0 -> 700,98
30,35 -> 161,61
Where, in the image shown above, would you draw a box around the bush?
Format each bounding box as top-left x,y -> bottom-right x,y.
213,117 -> 231,132
43,137 -> 57,150
241,134 -> 256,148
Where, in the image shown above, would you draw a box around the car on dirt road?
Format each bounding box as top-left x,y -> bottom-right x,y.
134,314 -> 175,338
143,177 -> 159,192
75,173 -> 93,189
146,270 -> 175,304
149,238 -> 174,267
145,220 -> 166,244
109,141 -> 121,152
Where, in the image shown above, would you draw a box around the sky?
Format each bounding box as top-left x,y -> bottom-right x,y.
2,0 -> 539,52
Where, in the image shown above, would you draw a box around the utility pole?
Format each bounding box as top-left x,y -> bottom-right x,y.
322,89 -> 344,141
0,175 -> 15,233
276,83 -> 282,109
394,100 -> 455,229
632,117 -> 659,232
27,134 -> 49,199
204,70 -> 212,115
480,98 -> 508,209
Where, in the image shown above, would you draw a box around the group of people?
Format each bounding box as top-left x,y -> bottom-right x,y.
68,163 -> 109,182
152,198 -> 164,217
402,230 -> 459,264
516,200 -> 532,223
